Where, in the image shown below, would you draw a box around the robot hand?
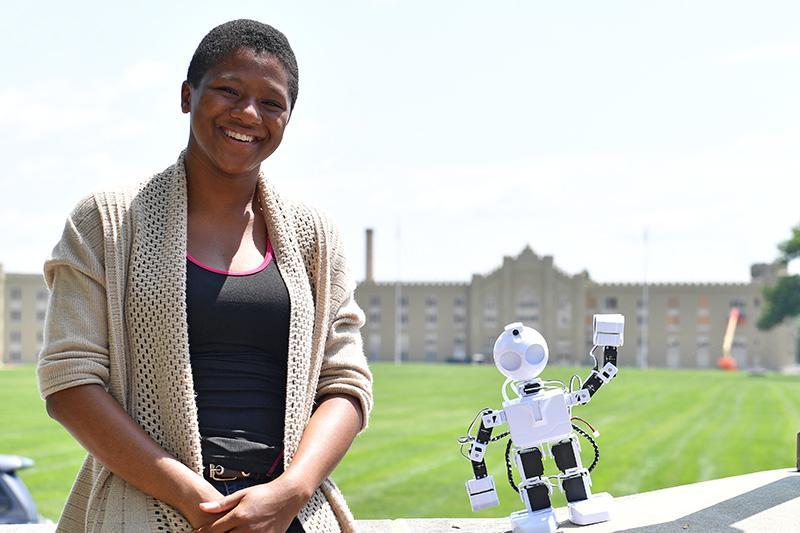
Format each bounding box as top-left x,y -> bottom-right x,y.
593,314 -> 624,347
580,314 -> 624,400
466,475 -> 500,511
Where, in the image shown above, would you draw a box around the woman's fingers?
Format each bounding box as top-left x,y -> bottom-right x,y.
199,489 -> 247,513
193,508 -> 238,533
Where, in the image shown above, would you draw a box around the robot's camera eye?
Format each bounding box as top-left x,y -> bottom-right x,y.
512,329 -> 519,336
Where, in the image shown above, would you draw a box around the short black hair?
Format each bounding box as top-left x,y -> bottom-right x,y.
187,19 -> 299,107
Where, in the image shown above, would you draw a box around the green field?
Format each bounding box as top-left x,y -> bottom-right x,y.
2,363 -> 800,521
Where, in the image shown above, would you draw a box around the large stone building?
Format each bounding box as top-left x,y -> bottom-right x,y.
354,235 -> 798,370
1,269 -> 49,365
2,239 -> 797,370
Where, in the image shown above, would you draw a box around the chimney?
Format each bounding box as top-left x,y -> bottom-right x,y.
365,228 -> 374,282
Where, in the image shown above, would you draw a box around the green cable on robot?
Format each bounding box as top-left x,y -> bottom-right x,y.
459,314 -> 625,533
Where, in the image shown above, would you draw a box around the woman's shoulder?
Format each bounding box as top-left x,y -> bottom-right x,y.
59,159 -> 183,253
73,157 -> 184,222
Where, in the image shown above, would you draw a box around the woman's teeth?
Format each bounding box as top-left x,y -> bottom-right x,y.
224,129 -> 256,142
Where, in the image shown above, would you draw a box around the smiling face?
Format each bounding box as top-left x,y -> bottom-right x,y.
181,47 -> 292,178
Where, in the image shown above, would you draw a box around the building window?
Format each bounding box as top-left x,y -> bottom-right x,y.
10,310 -> 21,322
732,337 -> 748,366
9,287 -> 22,300
10,350 -> 22,362
10,331 -> 22,343
557,295 -> 572,329
368,295 -> 381,327
696,336 -> 710,368
453,296 -> 467,328
556,338 -> 572,361
666,317 -> 680,333
666,336 -> 680,368
484,335 -> 496,356
424,333 -> 437,362
453,335 -> 466,360
400,296 -> 409,308
516,288 -> 539,325
667,298 -> 680,332
36,310 -> 46,322
36,289 -> 49,302
730,300 -> 748,325
425,297 -> 438,330
729,299 -> 746,309
398,333 -> 409,361
368,333 -> 381,360
483,295 -> 498,329
604,297 -> 618,310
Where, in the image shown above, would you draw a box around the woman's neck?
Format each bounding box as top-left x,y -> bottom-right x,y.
184,145 -> 261,217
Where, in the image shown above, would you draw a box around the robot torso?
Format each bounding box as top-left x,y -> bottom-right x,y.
502,388 -> 572,449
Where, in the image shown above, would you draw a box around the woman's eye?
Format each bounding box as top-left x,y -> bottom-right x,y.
262,100 -> 285,110
217,87 -> 237,95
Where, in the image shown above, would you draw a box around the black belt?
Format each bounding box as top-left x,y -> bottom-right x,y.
204,463 -> 271,482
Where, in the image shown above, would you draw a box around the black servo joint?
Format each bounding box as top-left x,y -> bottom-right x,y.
603,346 -> 618,368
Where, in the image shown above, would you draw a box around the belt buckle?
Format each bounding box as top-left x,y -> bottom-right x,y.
209,464 -> 239,482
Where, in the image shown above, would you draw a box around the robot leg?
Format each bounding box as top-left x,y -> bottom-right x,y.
551,437 -> 613,526
509,447 -> 558,533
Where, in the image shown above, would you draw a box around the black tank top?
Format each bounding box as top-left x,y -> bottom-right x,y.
186,242 -> 291,473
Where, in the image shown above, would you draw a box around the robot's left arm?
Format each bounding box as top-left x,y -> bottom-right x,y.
464,408 -> 506,510
567,314 -> 624,407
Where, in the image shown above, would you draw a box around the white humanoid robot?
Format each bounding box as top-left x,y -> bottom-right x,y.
460,314 -> 624,533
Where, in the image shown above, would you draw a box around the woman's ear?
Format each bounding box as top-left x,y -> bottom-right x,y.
180,81 -> 191,114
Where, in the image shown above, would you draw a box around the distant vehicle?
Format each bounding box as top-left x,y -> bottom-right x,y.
0,455 -> 45,524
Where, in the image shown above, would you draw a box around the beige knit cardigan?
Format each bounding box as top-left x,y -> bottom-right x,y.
37,153 -> 373,532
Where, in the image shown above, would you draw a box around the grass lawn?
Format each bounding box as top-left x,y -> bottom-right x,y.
2,363 -> 799,521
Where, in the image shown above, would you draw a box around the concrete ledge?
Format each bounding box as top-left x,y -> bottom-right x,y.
2,469 -> 798,532
357,468 -> 800,532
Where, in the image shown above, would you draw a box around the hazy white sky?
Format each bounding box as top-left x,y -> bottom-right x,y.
1,1 -> 799,283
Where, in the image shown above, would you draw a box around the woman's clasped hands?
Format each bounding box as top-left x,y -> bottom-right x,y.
192,475 -> 310,533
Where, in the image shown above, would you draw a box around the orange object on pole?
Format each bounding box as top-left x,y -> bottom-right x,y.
717,307 -> 740,370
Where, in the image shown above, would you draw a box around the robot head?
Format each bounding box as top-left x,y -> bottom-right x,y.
493,322 -> 549,381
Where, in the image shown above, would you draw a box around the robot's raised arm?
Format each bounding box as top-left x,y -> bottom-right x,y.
568,314 -> 624,407
464,408 -> 506,511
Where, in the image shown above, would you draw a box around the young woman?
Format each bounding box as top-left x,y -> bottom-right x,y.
38,19 -> 372,533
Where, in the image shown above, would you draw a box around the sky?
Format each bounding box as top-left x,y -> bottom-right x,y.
1,1 -> 799,284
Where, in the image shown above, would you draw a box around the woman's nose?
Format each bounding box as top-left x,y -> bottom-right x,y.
230,98 -> 261,125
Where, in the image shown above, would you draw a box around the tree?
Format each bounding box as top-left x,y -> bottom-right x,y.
757,224 -> 800,330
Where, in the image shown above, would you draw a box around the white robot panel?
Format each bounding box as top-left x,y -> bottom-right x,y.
493,322 -> 549,382
503,388 -> 572,448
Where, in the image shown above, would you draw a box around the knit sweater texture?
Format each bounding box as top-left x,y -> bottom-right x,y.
37,152 -> 373,532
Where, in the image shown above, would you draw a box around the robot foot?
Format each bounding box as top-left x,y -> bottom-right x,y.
510,508 -> 558,533
567,492 -> 613,525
